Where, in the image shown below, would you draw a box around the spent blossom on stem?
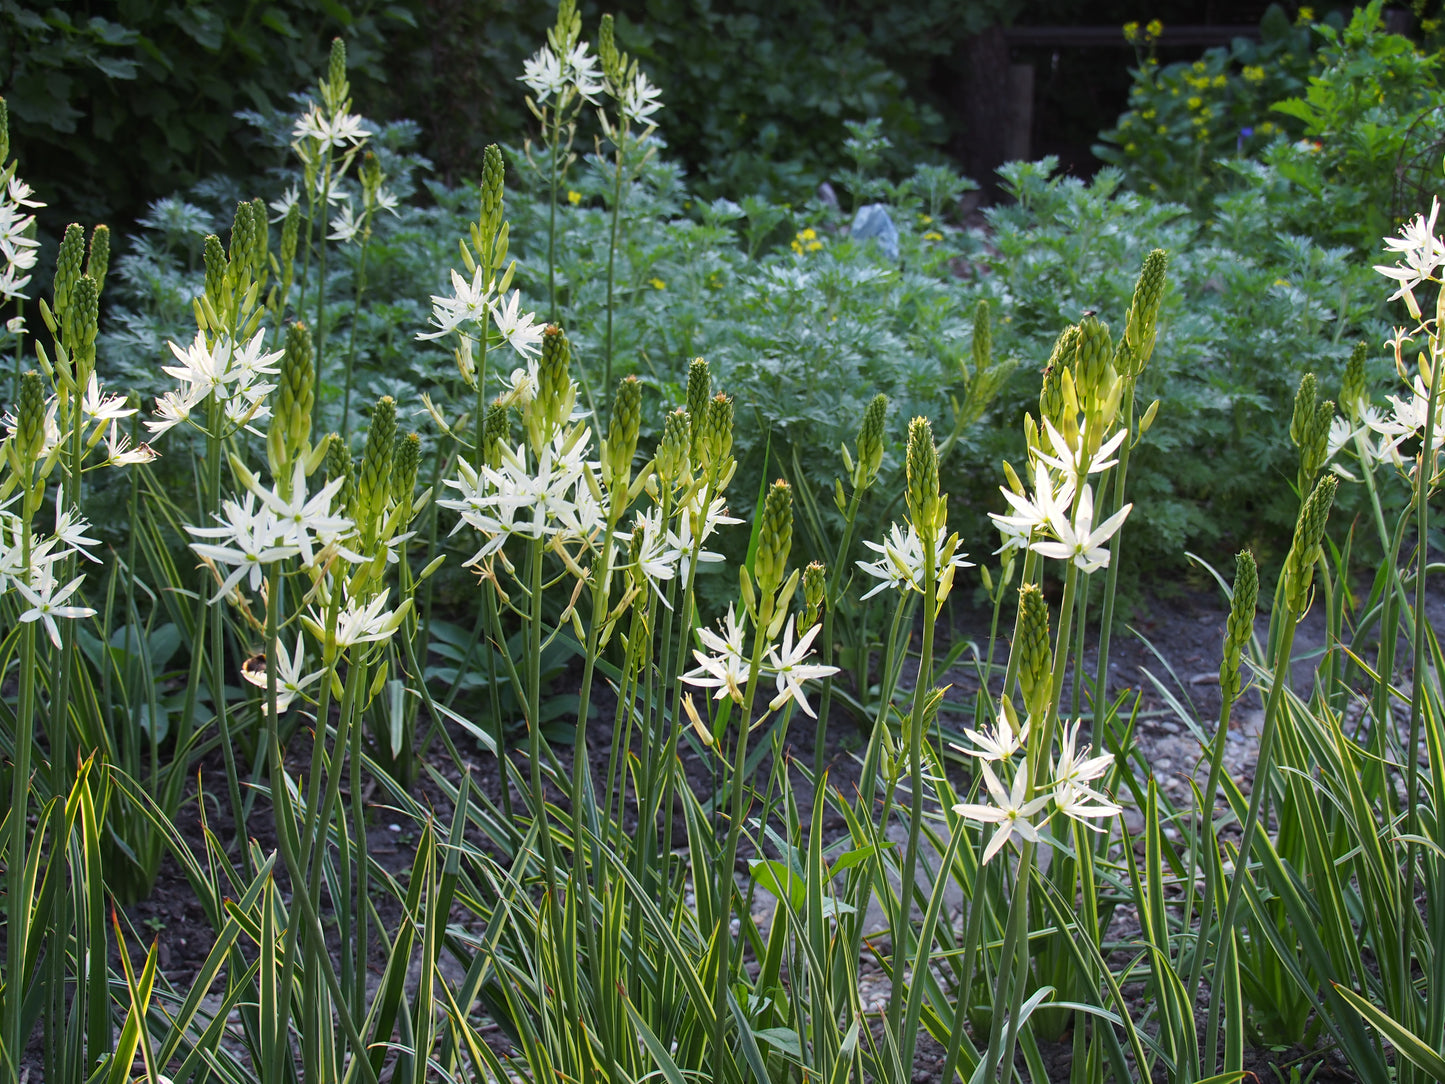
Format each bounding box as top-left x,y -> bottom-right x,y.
241,634 -> 323,713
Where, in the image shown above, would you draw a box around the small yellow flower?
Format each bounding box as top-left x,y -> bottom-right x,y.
920,214 -> 933,224
1211,74 -> 1226,88
1274,277 -> 1291,287
650,277 -> 666,290
923,230 -> 943,241
1123,21 -> 1140,43
1298,7 -> 1314,23
1125,142 -> 1138,154
567,190 -> 582,206
1187,95 -> 1203,110
1242,65 -> 1266,83
1145,19 -> 1163,38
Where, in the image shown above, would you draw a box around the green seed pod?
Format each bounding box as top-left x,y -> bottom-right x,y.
359,396 -> 397,533
802,560 -> 827,631
655,407 -> 690,486
1121,248 -> 1168,375
703,392 -> 735,477
1340,340 -> 1368,421
905,416 -> 939,535
325,433 -> 357,520
1289,372 -> 1318,452
605,375 -> 642,489
971,299 -> 992,376
203,234 -> 227,316
0,97 -> 9,166
685,357 -> 711,466
86,224 -> 110,297
280,203 -> 301,297
391,432 -> 421,508
1218,549 -> 1258,704
53,223 -> 85,319
1017,582 -> 1052,719
15,370 -> 46,464
273,321 -> 314,464
854,392 -> 887,490
1284,474 -> 1338,616
1074,315 -> 1113,403
755,479 -> 794,597
482,398 -> 509,468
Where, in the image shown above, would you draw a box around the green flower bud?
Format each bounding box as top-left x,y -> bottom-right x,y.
1074,315 -> 1113,403
655,408 -> 690,486
802,560 -> 827,631
599,13 -> 623,85
703,392 -> 735,478
250,198 -> 269,278
391,432 -> 421,509
685,356 -> 711,466
65,274 -> 99,374
972,299 -> 992,377
905,415 -> 939,535
360,151 -> 382,196
1284,474 -> 1338,616
1340,340 -> 1368,421
1219,549 -> 1258,704
53,223 -> 85,319
1047,323 -> 1080,373
86,224 -> 110,297
203,234 -> 227,316
482,399 -> 509,468
1039,363 -> 1068,433
536,324 -> 573,436
1017,582 -> 1052,719
854,392 -> 887,490
325,433 -> 357,520
480,144 -> 505,251
1122,248 -> 1167,375
327,37 -> 347,97
755,479 -> 793,597
280,203 -> 301,297
272,322 -> 314,465
359,396 -> 397,533
605,375 -> 642,489
15,370 -> 46,465
1289,372 -> 1318,451
227,201 -> 256,296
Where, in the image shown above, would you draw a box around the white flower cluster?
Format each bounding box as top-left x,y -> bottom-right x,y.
416,266 -> 544,359
519,41 -> 603,106
0,505 -> 100,647
989,422 -> 1132,573
681,604 -> 838,719
441,431 -> 603,564
149,330 -> 283,438
855,522 -> 974,600
186,463 -> 354,600
952,708 -> 1120,863
292,104 -> 372,150
0,174 -> 42,306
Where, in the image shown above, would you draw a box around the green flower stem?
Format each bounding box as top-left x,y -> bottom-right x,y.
312,159 -> 334,430
987,838 -> 1037,1084
713,587 -> 778,1084
1403,347 -> 1440,983
203,401 -> 246,852
472,328 -> 491,471
815,477 -> 867,778
887,535 -> 938,1064
1002,548 -> 1042,699
5,516 -> 36,1072
858,596 -> 915,814
339,209 -> 376,439
1092,381 -> 1136,731
547,113 -> 562,323
979,572 -> 1008,706
1204,610 -> 1303,1064
602,129 -> 627,410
